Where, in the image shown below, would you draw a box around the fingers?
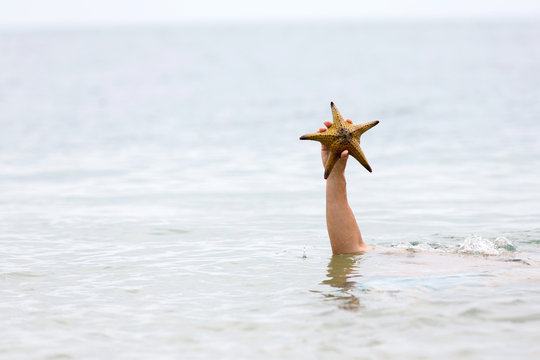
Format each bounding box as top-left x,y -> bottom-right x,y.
321,119 -> 351,129
317,127 -> 326,133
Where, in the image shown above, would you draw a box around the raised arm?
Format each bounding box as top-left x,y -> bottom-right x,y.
319,120 -> 372,254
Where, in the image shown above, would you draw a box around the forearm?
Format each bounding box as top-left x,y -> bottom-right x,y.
326,173 -> 369,254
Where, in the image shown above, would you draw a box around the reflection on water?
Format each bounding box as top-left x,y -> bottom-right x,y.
320,255 -> 365,311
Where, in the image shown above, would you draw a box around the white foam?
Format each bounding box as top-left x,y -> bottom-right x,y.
394,235 -> 516,256
456,235 -> 515,256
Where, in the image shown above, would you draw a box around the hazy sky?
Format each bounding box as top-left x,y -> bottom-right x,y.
2,0 -> 540,28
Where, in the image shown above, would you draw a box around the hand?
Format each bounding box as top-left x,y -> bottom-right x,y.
318,118 -> 353,177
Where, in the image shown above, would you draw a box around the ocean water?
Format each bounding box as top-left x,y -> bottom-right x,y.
1,21 -> 540,359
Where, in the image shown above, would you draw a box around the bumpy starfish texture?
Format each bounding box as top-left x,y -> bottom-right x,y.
300,102 -> 379,179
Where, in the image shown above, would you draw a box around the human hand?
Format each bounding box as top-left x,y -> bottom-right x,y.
318,118 -> 354,177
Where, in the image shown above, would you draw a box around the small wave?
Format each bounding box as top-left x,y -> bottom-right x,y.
456,235 -> 516,255
394,235 -> 516,256
394,241 -> 444,253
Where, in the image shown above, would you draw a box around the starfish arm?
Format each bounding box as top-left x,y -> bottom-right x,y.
330,102 -> 346,129
351,120 -> 379,136
299,132 -> 335,146
348,142 -> 373,173
324,151 -> 339,179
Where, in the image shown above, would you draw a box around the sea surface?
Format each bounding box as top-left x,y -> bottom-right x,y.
1,21 -> 539,359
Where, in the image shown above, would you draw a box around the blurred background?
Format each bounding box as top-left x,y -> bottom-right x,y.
1,1 -> 540,359
1,0 -> 539,237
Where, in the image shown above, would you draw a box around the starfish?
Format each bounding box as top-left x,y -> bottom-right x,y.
300,102 -> 379,179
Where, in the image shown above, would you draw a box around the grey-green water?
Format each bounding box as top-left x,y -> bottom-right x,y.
1,21 -> 540,359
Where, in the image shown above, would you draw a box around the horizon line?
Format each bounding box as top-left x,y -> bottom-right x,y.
1,15 -> 539,32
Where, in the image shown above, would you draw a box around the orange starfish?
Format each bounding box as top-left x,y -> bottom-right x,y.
300,102 -> 379,179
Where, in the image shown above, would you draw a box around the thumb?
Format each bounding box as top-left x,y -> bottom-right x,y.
340,150 -> 349,161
